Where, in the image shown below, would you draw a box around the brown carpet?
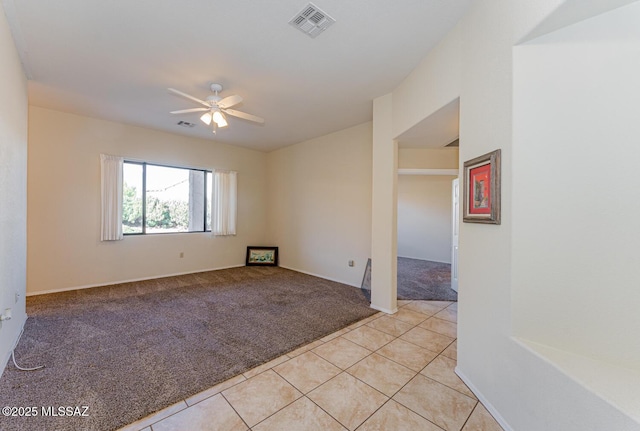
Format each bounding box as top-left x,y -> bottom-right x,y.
0,266 -> 375,431
361,257 -> 457,301
397,257 -> 457,301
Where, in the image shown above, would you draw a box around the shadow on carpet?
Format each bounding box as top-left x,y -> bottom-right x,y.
0,267 -> 375,431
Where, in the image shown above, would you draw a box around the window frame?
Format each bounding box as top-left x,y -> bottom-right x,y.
122,160 -> 212,236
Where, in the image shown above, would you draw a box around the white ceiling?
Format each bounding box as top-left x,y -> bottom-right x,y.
3,0 -> 471,151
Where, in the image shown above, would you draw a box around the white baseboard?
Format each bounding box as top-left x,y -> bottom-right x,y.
26,264 -> 246,297
455,366 -> 514,431
398,255 -> 452,265
278,265 -> 359,288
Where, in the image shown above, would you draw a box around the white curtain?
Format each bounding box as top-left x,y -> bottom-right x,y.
213,170 -> 237,236
100,154 -> 124,241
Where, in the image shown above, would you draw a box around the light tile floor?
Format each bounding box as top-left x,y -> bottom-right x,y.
118,300 -> 504,431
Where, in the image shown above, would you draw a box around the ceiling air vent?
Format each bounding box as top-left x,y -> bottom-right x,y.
289,3 -> 336,38
177,120 -> 196,128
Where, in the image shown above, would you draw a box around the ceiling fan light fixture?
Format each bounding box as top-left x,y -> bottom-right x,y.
169,84 -> 264,131
200,112 -> 212,125
212,110 -> 228,128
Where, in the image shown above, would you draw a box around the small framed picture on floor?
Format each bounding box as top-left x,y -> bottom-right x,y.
246,246 -> 279,266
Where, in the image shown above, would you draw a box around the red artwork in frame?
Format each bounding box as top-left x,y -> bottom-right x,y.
469,163 -> 491,215
463,149 -> 501,224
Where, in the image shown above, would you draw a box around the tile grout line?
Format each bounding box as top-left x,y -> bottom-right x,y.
419,368 -> 477,402
307,372 -> 389,431
374,344 -> 438,373
396,329 -> 456,355
458,400 -> 482,431
322,329 -> 447,430
129,301 -> 458,431
257,307 -> 447,430
383,363 -> 456,430
226,344 -> 364,430
143,401 -> 189,431
219,391 -> 253,430
288,302 -> 459,431
360,307 -> 465,431
301,393 -> 352,431
217,307 -> 453,430
341,325 -> 402,352
184,374 -> 247,407
152,324 -> 357,429
347,315 -> 453,372
350,398 -> 395,431
359,363 -> 446,431
242,354 -> 292,379
302,339 -> 391,430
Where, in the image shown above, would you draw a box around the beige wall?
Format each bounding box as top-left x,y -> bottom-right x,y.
392,25 -> 462,138
512,0 -> 640,371
0,5 -> 28,372
27,107 -> 268,295
16,2 -> 640,427
398,148 -> 459,169
370,24 -> 463,313
371,96 -> 398,313
397,175 -> 456,263
397,148 -> 459,263
511,2 -> 640,419
267,122 -> 372,287
373,0 -> 640,429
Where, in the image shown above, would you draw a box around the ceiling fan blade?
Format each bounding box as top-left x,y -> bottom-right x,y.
167,88 -> 210,108
170,108 -> 209,114
218,94 -> 243,109
223,108 -> 265,124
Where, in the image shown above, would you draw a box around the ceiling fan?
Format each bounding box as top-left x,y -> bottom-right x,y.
168,83 -> 264,133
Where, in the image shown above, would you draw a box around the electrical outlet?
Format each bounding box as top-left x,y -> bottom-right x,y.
15,292 -> 20,303
348,260 -> 355,267
0,308 -> 11,322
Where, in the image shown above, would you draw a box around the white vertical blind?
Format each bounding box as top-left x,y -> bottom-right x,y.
100,154 -> 124,241
213,170 -> 237,236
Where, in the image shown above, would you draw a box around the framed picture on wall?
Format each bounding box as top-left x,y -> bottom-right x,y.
463,149 -> 501,224
246,246 -> 279,266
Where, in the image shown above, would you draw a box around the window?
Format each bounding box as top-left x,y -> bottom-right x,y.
123,161 -> 212,234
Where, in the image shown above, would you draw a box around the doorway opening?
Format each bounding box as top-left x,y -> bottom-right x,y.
395,99 -> 460,301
